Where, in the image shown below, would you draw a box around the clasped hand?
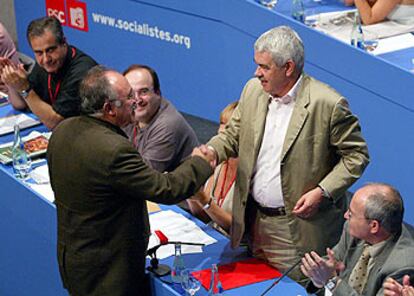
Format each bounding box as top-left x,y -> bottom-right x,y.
191,144 -> 217,170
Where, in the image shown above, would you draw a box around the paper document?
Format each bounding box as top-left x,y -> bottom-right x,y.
0,113 -> 41,136
26,163 -> 55,203
29,183 -> 55,203
148,210 -> 217,259
0,91 -> 8,106
372,33 -> 414,55
313,9 -> 414,43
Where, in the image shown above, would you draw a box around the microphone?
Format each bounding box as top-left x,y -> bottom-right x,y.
259,258 -> 302,296
146,230 -> 205,277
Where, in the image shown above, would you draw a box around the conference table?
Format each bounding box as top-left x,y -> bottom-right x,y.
0,103 -> 306,295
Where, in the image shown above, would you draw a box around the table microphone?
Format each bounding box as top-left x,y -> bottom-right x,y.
259,258 -> 302,296
146,235 -> 205,277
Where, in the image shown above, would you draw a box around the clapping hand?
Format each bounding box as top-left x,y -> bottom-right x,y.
301,248 -> 343,288
384,275 -> 414,296
0,61 -> 29,92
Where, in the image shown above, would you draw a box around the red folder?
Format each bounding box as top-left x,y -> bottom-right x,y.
192,258 -> 282,291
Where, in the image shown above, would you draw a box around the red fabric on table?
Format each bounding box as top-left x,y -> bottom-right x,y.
192,258 -> 281,291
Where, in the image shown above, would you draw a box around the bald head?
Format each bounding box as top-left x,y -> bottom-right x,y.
357,183 -> 404,234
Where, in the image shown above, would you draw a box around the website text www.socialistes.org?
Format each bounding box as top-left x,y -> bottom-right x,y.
91,12 -> 192,49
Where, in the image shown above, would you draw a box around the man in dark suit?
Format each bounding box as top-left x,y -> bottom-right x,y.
47,65 -> 214,296
301,183 -> 414,296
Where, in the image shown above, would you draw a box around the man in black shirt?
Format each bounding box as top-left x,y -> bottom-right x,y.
0,16 -> 96,129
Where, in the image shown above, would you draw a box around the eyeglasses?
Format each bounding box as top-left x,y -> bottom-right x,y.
108,89 -> 135,107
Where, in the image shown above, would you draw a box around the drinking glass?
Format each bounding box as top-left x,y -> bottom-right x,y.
13,156 -> 32,180
180,269 -> 201,296
363,30 -> 379,52
304,9 -> 319,27
258,0 -> 278,9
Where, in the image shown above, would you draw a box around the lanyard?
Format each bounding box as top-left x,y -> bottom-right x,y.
132,125 -> 139,147
47,47 -> 76,104
215,162 -> 237,208
47,75 -> 61,104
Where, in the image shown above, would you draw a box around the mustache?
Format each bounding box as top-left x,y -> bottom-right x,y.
131,102 -> 138,111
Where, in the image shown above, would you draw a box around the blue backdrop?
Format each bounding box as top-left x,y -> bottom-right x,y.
13,0 -> 414,223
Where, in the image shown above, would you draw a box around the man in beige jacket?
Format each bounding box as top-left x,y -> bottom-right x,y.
205,26 -> 370,284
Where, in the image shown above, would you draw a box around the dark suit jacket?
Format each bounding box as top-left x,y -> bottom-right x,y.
208,75 -> 370,255
47,115 -> 212,296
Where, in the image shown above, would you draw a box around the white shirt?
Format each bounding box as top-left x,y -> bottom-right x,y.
251,75 -> 303,208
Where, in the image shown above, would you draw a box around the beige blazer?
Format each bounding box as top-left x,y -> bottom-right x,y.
208,74 -> 370,255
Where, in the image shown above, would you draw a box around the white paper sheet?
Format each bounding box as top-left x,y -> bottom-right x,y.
372,33 -> 414,55
148,210 -> 217,259
0,113 -> 40,136
313,9 -> 414,43
29,183 -> 55,203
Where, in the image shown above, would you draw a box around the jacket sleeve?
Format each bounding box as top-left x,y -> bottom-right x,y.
319,98 -> 370,202
111,143 -> 213,204
207,82 -> 250,163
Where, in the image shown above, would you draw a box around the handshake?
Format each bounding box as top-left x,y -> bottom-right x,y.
191,144 -> 217,170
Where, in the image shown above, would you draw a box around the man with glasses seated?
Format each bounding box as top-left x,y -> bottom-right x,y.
0,16 -> 96,130
123,64 -> 198,173
301,183 -> 414,296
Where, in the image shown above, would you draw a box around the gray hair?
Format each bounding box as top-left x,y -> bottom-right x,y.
364,183 -> 404,234
27,16 -> 65,45
254,26 -> 304,73
80,65 -> 118,115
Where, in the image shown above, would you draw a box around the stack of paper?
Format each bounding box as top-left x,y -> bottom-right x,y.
0,113 -> 41,136
148,210 -> 217,259
312,9 -> 414,51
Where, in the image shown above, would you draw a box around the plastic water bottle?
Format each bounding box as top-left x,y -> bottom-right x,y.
292,0 -> 305,23
12,124 -> 31,180
208,264 -> 224,295
350,12 -> 364,49
171,243 -> 185,283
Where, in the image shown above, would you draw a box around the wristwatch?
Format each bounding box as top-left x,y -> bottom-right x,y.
20,87 -> 31,99
202,198 -> 213,210
324,277 -> 338,292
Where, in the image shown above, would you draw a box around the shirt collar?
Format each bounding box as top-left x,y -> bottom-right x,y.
269,74 -> 303,104
367,236 -> 392,258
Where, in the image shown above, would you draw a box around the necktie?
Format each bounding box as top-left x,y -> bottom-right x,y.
349,244 -> 371,294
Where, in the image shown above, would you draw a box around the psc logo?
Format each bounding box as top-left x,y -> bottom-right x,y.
45,0 -> 89,32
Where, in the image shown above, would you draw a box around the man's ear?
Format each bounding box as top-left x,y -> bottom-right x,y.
103,102 -> 116,116
285,60 -> 296,77
369,219 -> 380,234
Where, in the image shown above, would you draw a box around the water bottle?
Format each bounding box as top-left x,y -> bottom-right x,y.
350,12 -> 364,49
12,124 -> 31,180
292,0 -> 305,23
208,264 -> 224,295
171,243 -> 185,283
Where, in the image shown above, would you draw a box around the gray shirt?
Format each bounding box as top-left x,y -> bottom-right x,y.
124,98 -> 199,172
